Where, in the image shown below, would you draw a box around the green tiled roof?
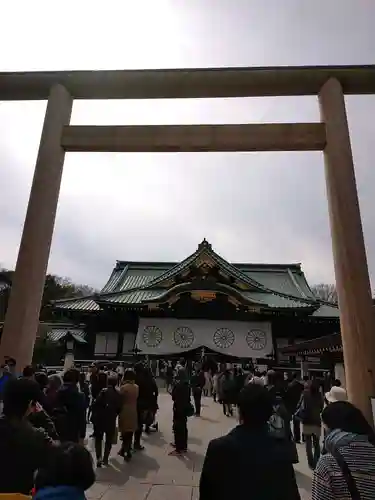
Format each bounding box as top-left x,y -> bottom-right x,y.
118,270 -> 166,291
53,297 -> 100,311
98,289 -> 162,304
48,328 -> 86,343
144,240 -> 265,291
52,240 -> 337,317
312,302 -> 340,318
245,292 -> 315,309
98,241 -> 314,299
100,267 -> 126,293
100,264 -> 172,293
99,290 -> 314,309
239,268 -> 315,300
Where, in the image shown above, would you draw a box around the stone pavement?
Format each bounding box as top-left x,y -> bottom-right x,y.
86,393 -> 313,500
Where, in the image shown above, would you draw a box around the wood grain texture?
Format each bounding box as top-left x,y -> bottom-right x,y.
0,65 -> 375,100
61,123 -> 326,152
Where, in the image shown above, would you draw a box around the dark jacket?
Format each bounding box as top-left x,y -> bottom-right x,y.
54,383 -> 86,442
166,366 -> 174,381
90,373 -> 102,400
191,371 -> 205,390
298,390 -> 323,426
285,379 -> 304,414
44,387 -> 60,415
221,377 -> 236,403
91,386 -> 122,432
79,381 -> 90,409
172,380 -> 191,418
0,415 -> 55,494
136,371 -> 158,411
200,425 -> 301,500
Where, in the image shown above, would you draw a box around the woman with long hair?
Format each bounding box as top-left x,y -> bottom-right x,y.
312,401 -> 375,500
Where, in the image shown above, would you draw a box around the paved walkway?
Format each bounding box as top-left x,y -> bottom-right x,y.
86,393 -> 313,500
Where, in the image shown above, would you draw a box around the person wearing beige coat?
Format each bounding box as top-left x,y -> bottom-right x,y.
118,369 -> 139,461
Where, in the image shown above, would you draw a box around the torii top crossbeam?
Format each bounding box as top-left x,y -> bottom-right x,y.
0,65 -> 375,100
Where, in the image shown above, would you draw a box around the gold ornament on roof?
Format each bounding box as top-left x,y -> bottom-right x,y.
191,290 -> 216,302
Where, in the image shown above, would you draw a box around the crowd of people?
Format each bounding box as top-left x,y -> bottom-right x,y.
198,366 -> 375,500
1,357 -> 375,500
0,359 -> 161,496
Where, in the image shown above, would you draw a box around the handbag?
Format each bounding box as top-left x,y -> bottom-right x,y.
330,447 -> 361,500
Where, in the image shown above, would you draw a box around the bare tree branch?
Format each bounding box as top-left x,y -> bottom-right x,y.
311,283 -> 338,303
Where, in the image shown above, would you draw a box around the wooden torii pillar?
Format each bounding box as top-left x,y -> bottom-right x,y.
319,78 -> 375,423
0,85 -> 72,371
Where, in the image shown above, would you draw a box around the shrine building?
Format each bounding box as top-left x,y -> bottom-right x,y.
50,239 -> 340,369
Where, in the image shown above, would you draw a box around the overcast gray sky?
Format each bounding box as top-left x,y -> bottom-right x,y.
0,0 -> 374,290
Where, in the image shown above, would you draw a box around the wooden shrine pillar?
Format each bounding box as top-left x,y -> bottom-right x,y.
319,78 -> 375,424
0,85 -> 73,371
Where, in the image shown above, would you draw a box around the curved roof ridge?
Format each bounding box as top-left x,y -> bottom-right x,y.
139,241 -> 320,307
141,239 -> 268,292
235,262 -> 302,269
94,246 -> 322,306
95,283 -> 320,308
265,288 -> 319,306
52,294 -> 98,304
100,264 -> 129,293
141,281 -> 268,306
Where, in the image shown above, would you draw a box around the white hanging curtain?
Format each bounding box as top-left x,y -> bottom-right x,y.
135,318 -> 272,358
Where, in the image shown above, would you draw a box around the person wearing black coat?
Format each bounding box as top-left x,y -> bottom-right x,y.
221,370 -> 235,416
285,373 -> 304,443
134,364 -> 158,449
200,384 -> 301,500
90,366 -> 106,401
191,367 -> 205,416
91,373 -> 122,467
170,369 -> 192,455
54,369 -> 87,444
143,368 -> 159,433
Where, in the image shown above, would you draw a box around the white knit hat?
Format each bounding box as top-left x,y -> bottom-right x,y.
325,386 -> 348,403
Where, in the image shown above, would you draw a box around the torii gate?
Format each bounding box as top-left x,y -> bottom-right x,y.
1,65 -> 375,422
